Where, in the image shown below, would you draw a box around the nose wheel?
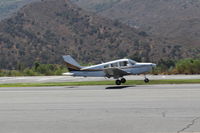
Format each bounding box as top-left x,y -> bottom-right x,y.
144,74 -> 149,83
144,78 -> 149,83
115,78 -> 126,85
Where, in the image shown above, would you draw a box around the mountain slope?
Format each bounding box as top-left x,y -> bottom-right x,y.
73,0 -> 200,47
0,0 -> 199,69
71,0 -> 121,12
0,0 -> 38,20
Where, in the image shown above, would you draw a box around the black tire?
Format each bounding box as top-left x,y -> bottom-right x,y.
144,78 -> 149,83
115,80 -> 121,85
121,78 -> 126,83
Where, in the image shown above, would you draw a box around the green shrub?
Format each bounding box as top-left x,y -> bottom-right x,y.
176,58 -> 200,74
0,64 -> 68,77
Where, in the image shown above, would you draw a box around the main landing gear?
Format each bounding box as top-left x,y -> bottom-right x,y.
115,76 -> 149,85
115,78 -> 126,85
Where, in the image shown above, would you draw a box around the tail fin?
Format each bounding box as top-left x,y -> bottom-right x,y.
62,55 -> 82,71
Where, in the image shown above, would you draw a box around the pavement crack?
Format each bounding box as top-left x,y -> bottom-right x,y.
177,116 -> 200,133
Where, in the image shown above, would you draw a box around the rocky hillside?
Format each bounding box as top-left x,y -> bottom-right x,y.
71,0 -> 121,12
0,0 -> 199,69
73,0 -> 200,48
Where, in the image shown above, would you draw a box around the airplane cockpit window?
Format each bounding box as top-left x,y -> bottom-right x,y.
119,61 -> 128,67
104,64 -> 109,68
111,63 -> 118,67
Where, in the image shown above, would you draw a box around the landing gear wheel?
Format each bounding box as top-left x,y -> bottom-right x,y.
144,78 -> 149,83
121,78 -> 126,83
115,80 -> 121,85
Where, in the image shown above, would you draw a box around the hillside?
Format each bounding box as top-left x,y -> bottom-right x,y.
0,0 -> 38,20
71,0 -> 121,12
0,0 -> 199,69
73,0 -> 200,48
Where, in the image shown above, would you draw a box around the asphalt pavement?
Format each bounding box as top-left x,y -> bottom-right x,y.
0,84 -> 200,133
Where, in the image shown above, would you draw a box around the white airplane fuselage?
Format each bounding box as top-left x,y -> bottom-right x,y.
63,58 -> 156,78
62,56 -> 156,85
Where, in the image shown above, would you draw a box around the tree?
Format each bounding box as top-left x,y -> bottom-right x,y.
34,62 -> 40,70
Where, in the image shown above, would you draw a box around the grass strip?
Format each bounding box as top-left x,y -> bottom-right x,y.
0,79 -> 200,87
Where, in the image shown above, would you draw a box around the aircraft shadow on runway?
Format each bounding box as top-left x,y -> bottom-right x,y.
105,85 -> 135,89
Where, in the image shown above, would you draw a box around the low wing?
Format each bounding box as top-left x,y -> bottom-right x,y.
103,68 -> 130,78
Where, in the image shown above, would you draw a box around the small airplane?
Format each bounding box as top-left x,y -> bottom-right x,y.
62,55 -> 156,85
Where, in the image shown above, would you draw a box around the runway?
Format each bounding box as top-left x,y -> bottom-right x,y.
0,84 -> 200,133
0,75 -> 200,84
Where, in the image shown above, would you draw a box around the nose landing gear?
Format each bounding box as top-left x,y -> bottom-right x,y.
144,78 -> 149,83
144,75 -> 149,83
